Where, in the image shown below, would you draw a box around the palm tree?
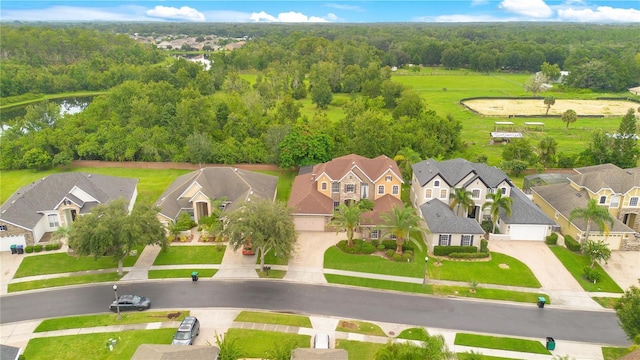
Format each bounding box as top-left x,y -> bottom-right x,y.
378,204 -> 428,255
544,96 -> 556,115
328,201 -> 364,247
569,199 -> 615,244
481,191 -> 513,234
394,147 -> 422,182
449,188 -> 475,217
561,109 -> 578,132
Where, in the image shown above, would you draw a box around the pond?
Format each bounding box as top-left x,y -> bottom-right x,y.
0,96 -> 94,125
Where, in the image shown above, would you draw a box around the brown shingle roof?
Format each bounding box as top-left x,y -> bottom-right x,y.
288,172 -> 333,215
361,194 -> 403,225
314,154 -> 402,182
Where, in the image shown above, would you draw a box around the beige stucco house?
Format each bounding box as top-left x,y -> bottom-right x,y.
155,167 -> 278,226
532,164 -> 640,250
0,173 -> 138,251
288,154 -> 403,233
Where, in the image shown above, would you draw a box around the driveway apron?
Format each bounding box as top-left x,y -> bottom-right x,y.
283,231 -> 344,284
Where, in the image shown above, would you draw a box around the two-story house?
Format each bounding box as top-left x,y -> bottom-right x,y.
412,159 -> 554,251
0,173 -> 138,251
288,154 -> 403,235
532,164 -> 639,250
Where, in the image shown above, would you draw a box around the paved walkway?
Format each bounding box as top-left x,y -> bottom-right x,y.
0,308 -> 608,360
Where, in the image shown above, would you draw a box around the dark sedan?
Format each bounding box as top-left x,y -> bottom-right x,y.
109,295 -> 151,312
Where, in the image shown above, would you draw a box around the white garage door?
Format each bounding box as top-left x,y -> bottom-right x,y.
293,216 -> 326,232
1,235 -> 27,252
509,225 -> 548,241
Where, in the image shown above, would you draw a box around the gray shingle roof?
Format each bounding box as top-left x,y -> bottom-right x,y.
532,183 -> 633,232
501,188 -> 555,225
569,164 -> 640,194
155,167 -> 277,220
419,199 -> 484,234
412,158 -> 511,188
0,173 -> 137,230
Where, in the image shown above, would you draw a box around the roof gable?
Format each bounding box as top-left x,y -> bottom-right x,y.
413,158 -> 511,189
313,154 -> 401,184
568,164 -> 640,194
419,199 -> 484,234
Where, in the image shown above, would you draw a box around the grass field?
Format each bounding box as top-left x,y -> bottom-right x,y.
223,329 -> 310,358
455,333 -> 550,355
549,245 -> 623,293
152,245 -> 226,265
336,339 -> 385,360
8,272 -> 123,293
34,311 -> 189,332
234,311 -> 312,327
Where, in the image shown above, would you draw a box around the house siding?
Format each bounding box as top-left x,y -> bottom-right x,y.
373,170 -> 402,201
0,220 -> 33,245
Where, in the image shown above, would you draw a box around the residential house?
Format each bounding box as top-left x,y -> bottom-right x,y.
420,199 -> 485,252
155,167 -> 278,226
411,158 -> 554,249
288,154 -> 403,234
532,163 -> 640,250
0,173 -> 138,251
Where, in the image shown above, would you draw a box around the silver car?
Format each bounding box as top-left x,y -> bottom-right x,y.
172,316 -> 200,345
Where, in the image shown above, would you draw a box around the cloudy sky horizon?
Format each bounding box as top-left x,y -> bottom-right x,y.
1,0 -> 639,23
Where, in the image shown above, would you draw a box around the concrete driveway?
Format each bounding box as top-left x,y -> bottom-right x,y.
283,231 -> 345,283
600,251 -> 640,291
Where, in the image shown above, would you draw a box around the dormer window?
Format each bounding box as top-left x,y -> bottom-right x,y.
385,175 -> 392,182
434,180 -> 440,187
321,182 -> 328,191
599,196 -> 606,204
501,187 -> 507,194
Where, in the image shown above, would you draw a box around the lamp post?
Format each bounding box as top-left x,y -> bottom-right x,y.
112,284 -> 121,320
423,256 -> 429,286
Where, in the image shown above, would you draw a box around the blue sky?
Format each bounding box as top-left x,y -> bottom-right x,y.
1,1 -> 639,23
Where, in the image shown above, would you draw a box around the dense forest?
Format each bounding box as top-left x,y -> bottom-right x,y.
0,23 -> 639,171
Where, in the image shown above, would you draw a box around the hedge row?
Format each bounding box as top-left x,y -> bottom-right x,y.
381,240 -> 414,252
480,239 -> 488,253
545,233 -> 558,245
24,242 -> 61,253
336,239 -> 376,254
449,252 -> 490,259
433,245 -> 478,256
564,235 -> 581,252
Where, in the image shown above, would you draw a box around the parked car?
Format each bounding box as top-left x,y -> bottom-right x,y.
172,316 -> 200,345
241,239 -> 255,255
109,294 -> 151,312
314,333 -> 330,349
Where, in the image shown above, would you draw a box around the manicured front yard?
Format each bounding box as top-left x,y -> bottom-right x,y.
549,245 -> 623,293
234,311 -> 312,327
35,311 -> 189,332
152,245 -> 225,265
325,274 -> 548,304
8,272 -> 123,293
336,320 -> 387,337
397,327 -> 429,341
455,333 -> 551,355
223,329 -> 310,358
336,339 -> 385,360
325,247 -> 541,288
147,269 -> 217,279
602,346 -> 634,360
14,249 -> 142,278
22,329 -> 175,360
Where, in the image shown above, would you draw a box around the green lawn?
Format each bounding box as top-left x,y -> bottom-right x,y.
397,327 -> 429,341
457,353 -> 517,360
148,269 -> 217,279
325,247 -> 540,288
152,245 -> 225,265
0,167 -> 190,206
325,274 -> 548,304
8,272 -> 123,293
549,246 -> 623,293
223,329 -> 310,358
35,311 -> 189,332
234,311 -> 312,327
455,333 -> 551,355
602,346 -> 634,360
592,297 -> 620,309
257,269 -> 286,279
336,320 -> 387,337
336,339 -> 385,360
14,249 -> 142,278
22,329 -> 175,360
256,169 -> 297,202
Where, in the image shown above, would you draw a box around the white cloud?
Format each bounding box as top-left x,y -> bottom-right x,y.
558,6 -> 640,22
146,6 -> 205,22
325,3 -> 365,12
499,0 -> 553,18
249,11 -> 330,22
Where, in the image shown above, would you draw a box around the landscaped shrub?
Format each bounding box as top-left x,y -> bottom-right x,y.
402,252 -> 413,262
25,245 -> 34,253
45,244 -> 53,251
371,239 -> 379,248
545,232 -> 558,245
336,239 -> 375,254
392,253 -> 403,262
564,235 -> 581,252
449,252 -> 490,259
381,240 -> 414,252
433,246 -> 478,256
385,249 -> 395,258
34,244 -> 43,252
377,244 -> 386,251
404,250 -> 413,257
359,241 -> 376,254
480,239 -> 489,253
481,220 -> 494,233
582,266 -> 602,283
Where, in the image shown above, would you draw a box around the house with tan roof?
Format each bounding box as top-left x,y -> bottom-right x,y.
155,167 -> 277,226
411,158 -> 554,249
288,154 -> 403,234
0,173 -> 138,251
532,163 -> 640,250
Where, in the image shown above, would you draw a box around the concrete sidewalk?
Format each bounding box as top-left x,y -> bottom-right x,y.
0,308 -> 609,360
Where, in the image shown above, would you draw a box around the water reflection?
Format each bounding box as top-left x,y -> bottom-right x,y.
0,96 -> 93,124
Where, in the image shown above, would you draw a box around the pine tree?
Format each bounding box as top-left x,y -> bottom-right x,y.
613,108 -> 639,168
